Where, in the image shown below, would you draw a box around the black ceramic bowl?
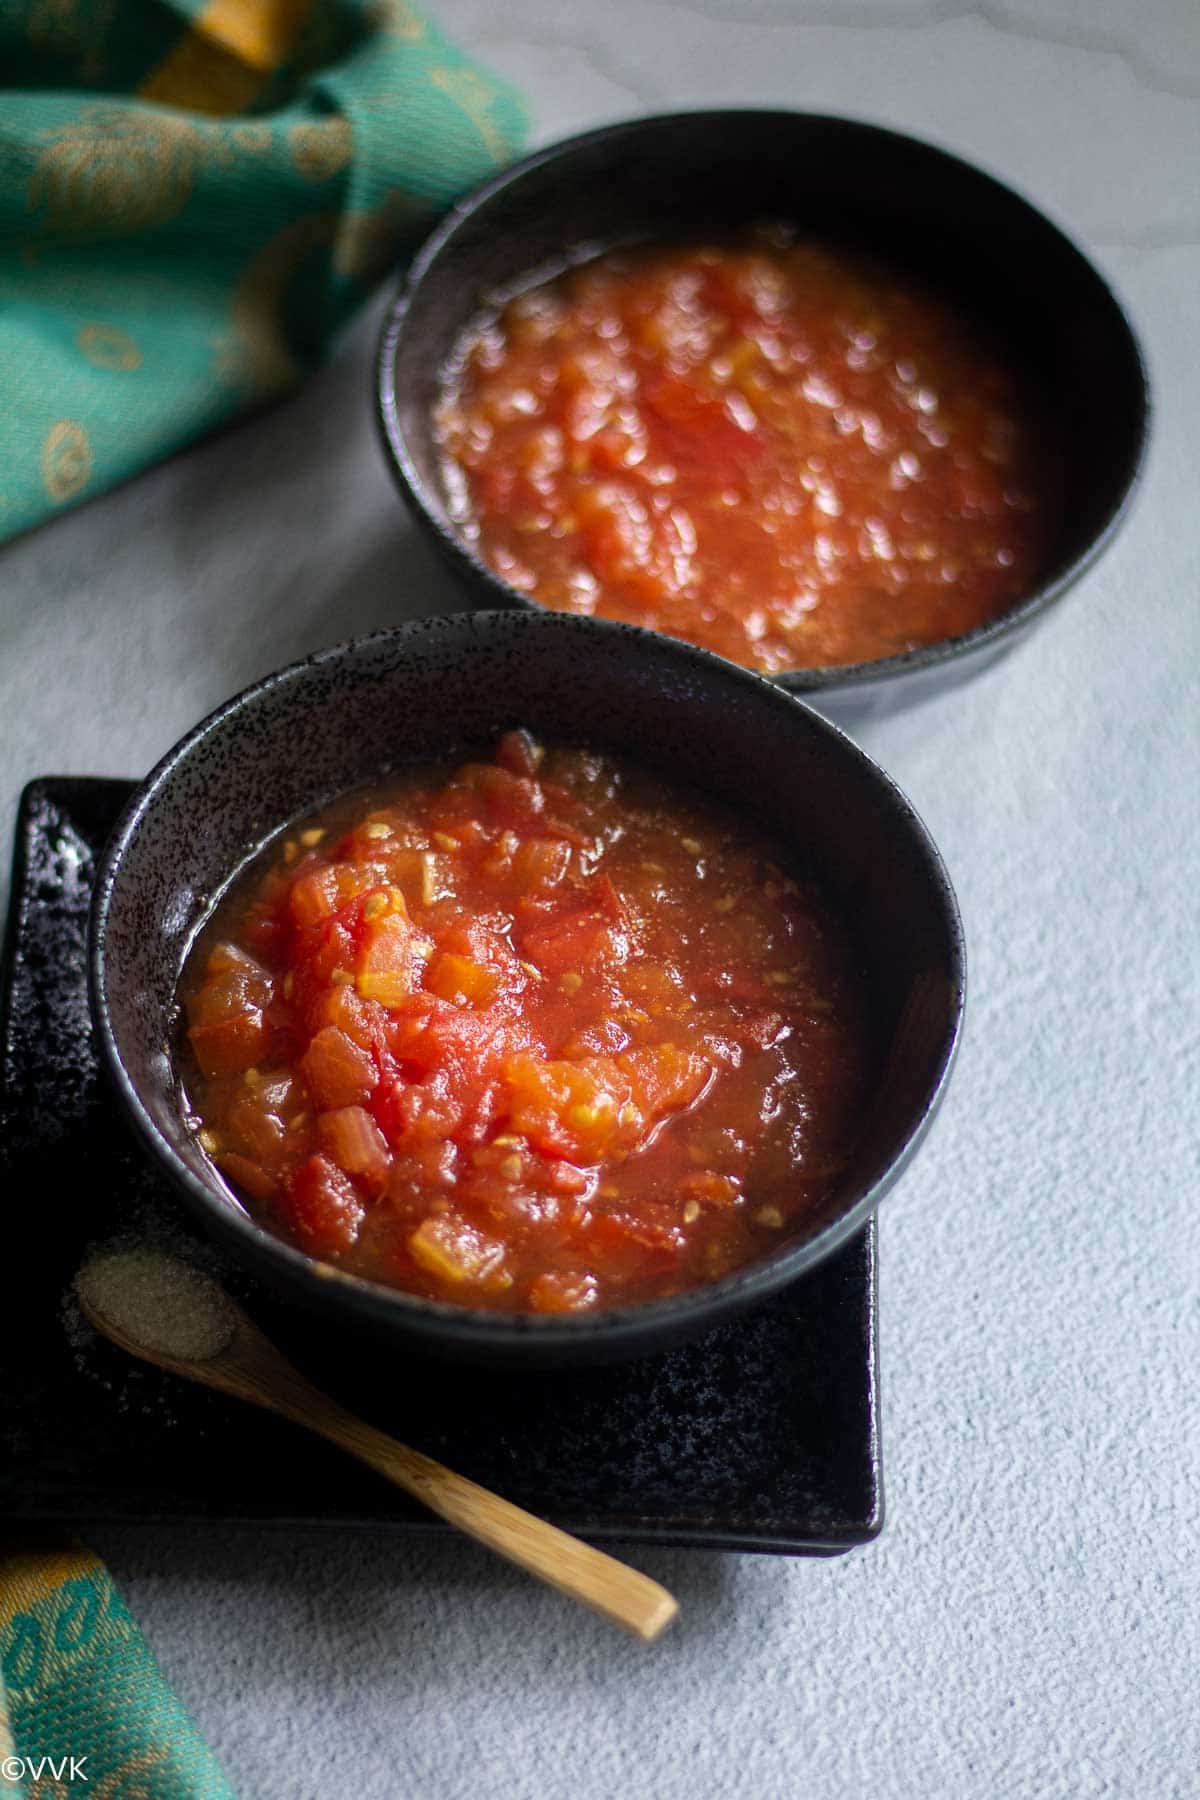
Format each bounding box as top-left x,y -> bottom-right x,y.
91,611 -> 964,1366
377,109 -> 1149,725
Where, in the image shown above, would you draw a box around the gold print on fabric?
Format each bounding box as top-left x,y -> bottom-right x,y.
428,67 -> 510,162
41,420 -> 92,503
289,118 -> 353,183
230,122 -> 273,154
28,107 -> 207,236
29,1774 -> 70,1800
0,1567 -> 136,1706
77,324 -> 142,371
367,0 -> 427,42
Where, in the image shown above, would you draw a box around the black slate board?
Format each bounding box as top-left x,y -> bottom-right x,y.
0,779 -> 882,1554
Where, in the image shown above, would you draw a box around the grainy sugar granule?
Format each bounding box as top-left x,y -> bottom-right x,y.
74,1248 -> 235,1361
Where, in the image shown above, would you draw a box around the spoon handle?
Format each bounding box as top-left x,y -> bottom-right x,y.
308,1393 -> 676,1639
225,1330 -> 679,1642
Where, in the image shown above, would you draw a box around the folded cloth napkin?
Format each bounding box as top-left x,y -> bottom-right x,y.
0,0 -> 527,543
0,1538 -> 235,1797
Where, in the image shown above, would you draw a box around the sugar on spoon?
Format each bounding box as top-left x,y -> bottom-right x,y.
74,1247 -> 678,1642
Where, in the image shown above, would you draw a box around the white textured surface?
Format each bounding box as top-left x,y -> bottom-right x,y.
3,4 -> 1199,1796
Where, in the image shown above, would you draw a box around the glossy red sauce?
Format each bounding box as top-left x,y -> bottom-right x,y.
179,734 -> 874,1313
435,234 -> 1056,673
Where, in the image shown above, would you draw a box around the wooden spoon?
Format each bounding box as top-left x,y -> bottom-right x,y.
76,1260 -> 677,1642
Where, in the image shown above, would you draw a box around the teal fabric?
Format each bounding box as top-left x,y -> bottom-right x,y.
0,0 -> 527,541
0,1541 -> 236,1797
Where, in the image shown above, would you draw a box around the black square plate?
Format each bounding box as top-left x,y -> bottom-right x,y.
0,779 -> 882,1554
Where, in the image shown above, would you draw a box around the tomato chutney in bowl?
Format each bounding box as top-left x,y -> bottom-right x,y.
378,111 -> 1148,723
433,233 -> 1058,677
178,732 -> 875,1315
91,611 -> 965,1365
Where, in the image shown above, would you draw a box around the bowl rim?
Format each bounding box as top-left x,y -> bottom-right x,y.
90,609 -> 966,1352
376,105 -> 1152,697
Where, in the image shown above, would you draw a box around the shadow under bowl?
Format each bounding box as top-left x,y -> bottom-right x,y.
377,109 -> 1149,727
90,610 -> 964,1365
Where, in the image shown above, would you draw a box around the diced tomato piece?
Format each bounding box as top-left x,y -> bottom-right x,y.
560,1017 -> 631,1059
316,1106 -> 390,1193
380,1073 -> 464,1150
408,1212 -> 512,1292
501,1045 -> 707,1165
305,917 -> 356,989
494,729 -> 544,777
289,865 -> 340,931
299,1025 -> 376,1110
186,947 -> 274,1074
385,1143 -> 459,1219
284,1154 -> 365,1256
224,1083 -> 290,1161
252,1070 -> 302,1114
455,1080 -> 506,1146
382,1000 -> 437,1067
388,849 -> 446,909
425,951 -> 499,1009
204,942 -> 270,982
620,1045 -> 712,1121
346,815 -> 402,860
526,1271 -> 599,1313
473,762 -> 546,832
356,910 -> 429,1007
334,864 -> 373,907
435,912 -> 523,983
518,909 -> 624,978
188,1009 -> 269,1078
503,1055 -> 624,1163
511,837 -> 571,891
395,1002 -> 514,1081
214,1150 -> 277,1202
382,1028 -> 440,1092
188,956 -> 272,1026
316,981 -> 386,1052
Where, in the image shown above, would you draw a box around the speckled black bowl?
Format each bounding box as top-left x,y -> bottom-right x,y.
377,109 -> 1149,726
90,611 -> 964,1366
